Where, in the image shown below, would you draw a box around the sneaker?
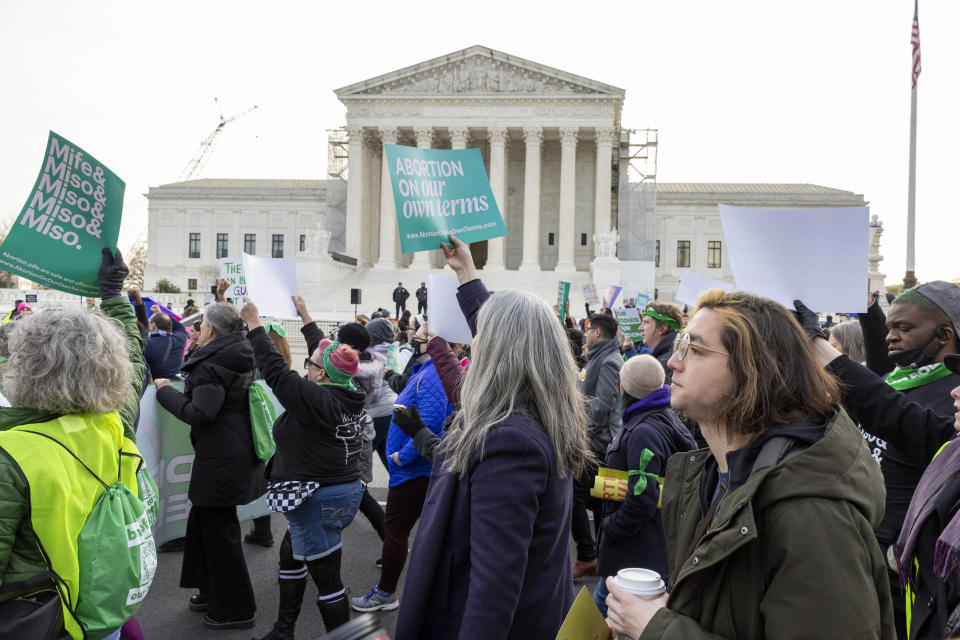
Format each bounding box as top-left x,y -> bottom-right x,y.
201,614 -> 255,629
188,593 -> 208,612
375,557 -> 382,569
350,586 -> 398,612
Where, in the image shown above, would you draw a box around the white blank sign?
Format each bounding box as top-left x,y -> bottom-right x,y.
719,205 -> 869,313
241,254 -> 298,319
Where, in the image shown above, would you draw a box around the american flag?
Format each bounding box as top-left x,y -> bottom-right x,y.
911,0 -> 921,89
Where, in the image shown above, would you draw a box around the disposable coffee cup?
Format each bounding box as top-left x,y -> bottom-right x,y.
614,568 -> 666,600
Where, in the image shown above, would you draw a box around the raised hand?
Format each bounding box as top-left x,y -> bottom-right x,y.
240,299 -> 262,330
292,296 -> 313,324
440,235 -> 479,285
97,247 -> 128,299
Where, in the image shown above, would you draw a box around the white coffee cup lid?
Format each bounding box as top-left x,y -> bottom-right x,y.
615,568 -> 665,595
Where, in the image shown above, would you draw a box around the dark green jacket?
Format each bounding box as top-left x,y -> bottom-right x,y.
642,410 -> 896,639
0,296 -> 145,597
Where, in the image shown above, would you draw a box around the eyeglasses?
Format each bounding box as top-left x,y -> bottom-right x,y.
673,331 -> 729,361
304,357 -> 322,370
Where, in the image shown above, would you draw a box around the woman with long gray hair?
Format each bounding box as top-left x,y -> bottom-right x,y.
154,302 -> 263,630
394,235 -> 593,640
828,320 -> 865,363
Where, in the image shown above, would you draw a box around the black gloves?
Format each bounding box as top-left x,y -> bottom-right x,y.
393,404 -> 427,439
98,248 -> 128,300
792,299 -> 828,341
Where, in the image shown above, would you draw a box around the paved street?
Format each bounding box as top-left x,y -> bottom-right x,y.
136,459 -> 595,639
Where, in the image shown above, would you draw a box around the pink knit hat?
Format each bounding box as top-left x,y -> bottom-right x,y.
316,339 -> 360,376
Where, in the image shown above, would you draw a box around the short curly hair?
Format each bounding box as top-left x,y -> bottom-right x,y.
3,308 -> 132,414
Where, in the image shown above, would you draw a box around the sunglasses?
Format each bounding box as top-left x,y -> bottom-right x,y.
673,331 -> 729,361
304,357 -> 322,370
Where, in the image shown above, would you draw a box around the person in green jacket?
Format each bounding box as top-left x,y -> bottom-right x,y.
0,249 -> 149,640
604,288 -> 896,639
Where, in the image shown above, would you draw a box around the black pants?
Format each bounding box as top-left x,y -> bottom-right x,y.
378,476 -> 429,593
571,462 -> 601,562
372,414 -> 391,472
417,301 -> 427,314
359,487 -> 385,540
180,504 -> 256,620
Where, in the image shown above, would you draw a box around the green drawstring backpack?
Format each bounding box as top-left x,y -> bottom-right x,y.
248,383 -> 278,462
22,430 -> 158,640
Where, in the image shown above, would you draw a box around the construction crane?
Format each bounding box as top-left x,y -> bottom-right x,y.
177,98 -> 258,182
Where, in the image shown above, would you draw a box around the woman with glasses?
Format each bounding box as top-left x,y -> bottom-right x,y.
239,296 -> 365,638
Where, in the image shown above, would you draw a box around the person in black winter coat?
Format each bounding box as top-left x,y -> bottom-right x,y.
850,284 -> 960,637
241,296 -> 366,638
154,302 -> 262,630
393,282 -> 410,319
594,354 -> 696,616
808,327 -> 960,640
415,282 -> 428,314
640,301 -> 683,383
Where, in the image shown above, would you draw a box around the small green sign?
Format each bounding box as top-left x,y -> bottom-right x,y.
0,131 -> 124,296
384,144 -> 507,253
614,307 -> 643,343
557,281 -> 571,321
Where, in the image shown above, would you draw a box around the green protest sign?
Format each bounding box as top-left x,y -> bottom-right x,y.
383,144 -> 507,252
614,307 -> 643,343
557,281 -> 571,321
0,132 -> 124,296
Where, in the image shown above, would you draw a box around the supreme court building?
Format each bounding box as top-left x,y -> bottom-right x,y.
144,46 -> 872,317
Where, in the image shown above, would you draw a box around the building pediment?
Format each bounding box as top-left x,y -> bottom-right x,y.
335,45 -> 625,99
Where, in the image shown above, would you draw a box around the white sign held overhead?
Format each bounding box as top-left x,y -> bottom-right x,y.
241,253 -> 299,319
675,270 -> 734,307
719,205 -> 869,313
426,274 -> 473,345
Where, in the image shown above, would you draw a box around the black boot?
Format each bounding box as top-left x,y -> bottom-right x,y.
252,578 -> 306,640
316,594 -> 351,632
245,515 -> 275,547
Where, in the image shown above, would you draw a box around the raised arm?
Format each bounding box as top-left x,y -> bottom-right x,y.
859,299 -> 895,375
441,235 -> 489,336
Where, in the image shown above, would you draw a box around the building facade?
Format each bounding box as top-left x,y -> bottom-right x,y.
142,47 -> 877,318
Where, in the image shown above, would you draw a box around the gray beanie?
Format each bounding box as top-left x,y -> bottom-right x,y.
367,317 -> 395,342
620,354 -> 665,399
913,281 -> 960,336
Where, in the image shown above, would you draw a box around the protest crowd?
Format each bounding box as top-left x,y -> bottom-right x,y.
4,235 -> 960,640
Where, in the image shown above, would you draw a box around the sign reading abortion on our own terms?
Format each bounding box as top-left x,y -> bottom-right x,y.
0,131 -> 124,296
384,144 -> 507,253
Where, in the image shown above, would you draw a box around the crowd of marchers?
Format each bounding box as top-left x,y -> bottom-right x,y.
2,241 -> 960,640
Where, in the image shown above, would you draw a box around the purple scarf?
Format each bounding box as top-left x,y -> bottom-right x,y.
896,438 -> 960,589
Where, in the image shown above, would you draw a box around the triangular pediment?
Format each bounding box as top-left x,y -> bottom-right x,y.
335,45 -> 625,98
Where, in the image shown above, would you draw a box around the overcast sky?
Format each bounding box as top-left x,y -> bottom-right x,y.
2,0 -> 957,283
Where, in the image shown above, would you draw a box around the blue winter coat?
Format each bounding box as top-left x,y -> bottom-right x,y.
385,359 -> 454,488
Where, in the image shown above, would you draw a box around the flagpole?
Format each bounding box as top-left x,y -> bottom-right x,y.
903,0 -> 920,289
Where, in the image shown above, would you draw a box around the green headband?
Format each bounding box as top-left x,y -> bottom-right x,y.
321,341 -> 356,390
266,322 -> 288,338
642,309 -> 681,332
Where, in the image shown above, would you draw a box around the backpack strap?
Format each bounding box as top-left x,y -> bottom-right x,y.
19,430 -> 110,490
750,435 -> 807,475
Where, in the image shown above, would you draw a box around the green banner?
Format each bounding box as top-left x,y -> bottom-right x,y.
137,381 -> 275,544
383,144 -> 507,253
0,132 -> 124,296
614,307 -> 643,343
557,281 -> 571,321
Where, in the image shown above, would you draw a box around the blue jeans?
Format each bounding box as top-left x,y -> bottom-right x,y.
283,480 -> 363,561
593,578 -> 610,618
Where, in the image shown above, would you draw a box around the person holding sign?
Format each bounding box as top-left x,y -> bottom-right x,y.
242,296 -> 365,637
604,289 -> 894,639
394,235 -> 593,640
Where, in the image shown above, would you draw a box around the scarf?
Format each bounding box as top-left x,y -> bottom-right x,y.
885,362 -> 954,391
896,439 -> 960,589
320,342 -> 356,390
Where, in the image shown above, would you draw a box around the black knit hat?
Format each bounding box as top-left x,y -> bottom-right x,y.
337,322 -> 370,352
